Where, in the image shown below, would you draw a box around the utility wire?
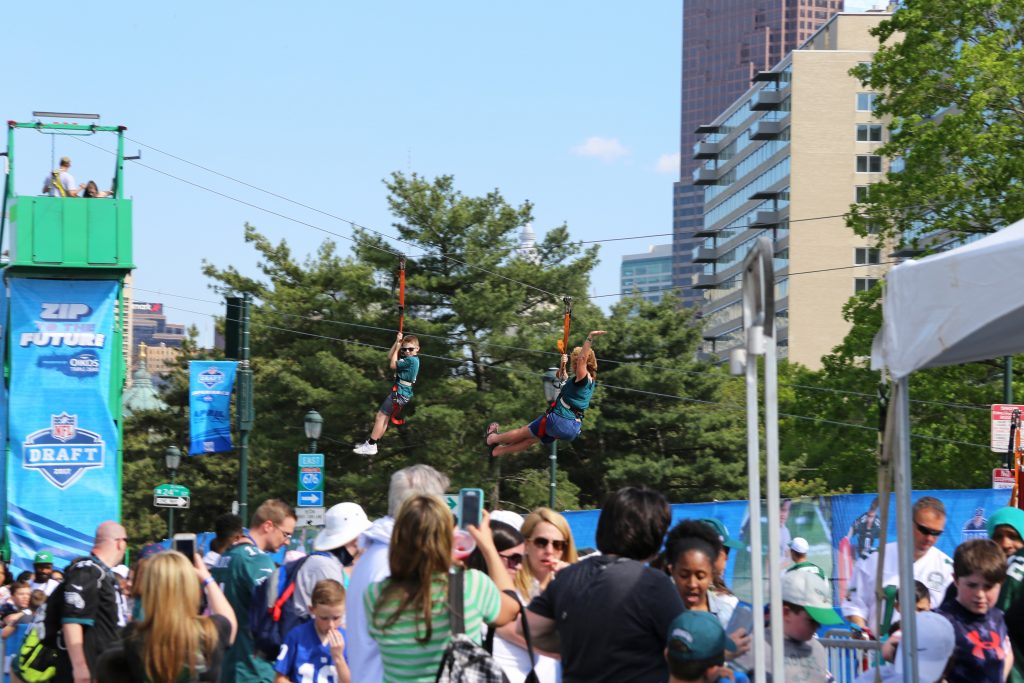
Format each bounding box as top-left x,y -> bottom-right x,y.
159,302 -> 993,450
134,285 -> 991,413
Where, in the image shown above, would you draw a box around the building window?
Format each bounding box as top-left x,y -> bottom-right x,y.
856,92 -> 877,111
855,185 -> 870,202
855,277 -> 880,293
856,155 -> 882,173
856,124 -> 883,142
855,248 -> 881,265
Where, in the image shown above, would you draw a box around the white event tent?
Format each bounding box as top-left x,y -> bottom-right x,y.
871,216 -> 1024,679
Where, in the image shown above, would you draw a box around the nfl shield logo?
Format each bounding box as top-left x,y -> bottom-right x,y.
51,413 -> 77,442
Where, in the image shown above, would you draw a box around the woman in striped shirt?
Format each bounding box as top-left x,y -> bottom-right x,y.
365,495 -> 521,682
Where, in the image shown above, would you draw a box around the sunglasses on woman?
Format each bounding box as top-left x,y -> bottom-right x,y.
500,552 -> 524,568
530,537 -> 567,552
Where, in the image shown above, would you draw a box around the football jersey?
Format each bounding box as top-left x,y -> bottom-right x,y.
274,620 -> 347,683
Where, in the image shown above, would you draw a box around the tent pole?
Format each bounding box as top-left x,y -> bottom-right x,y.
895,377 -> 918,681
764,336 -> 784,680
745,348 -> 767,683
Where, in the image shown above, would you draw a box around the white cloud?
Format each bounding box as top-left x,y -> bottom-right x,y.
656,152 -> 680,174
571,136 -> 629,162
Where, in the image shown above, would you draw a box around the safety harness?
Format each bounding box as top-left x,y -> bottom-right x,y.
390,257 -> 411,426
537,298 -> 581,439
50,170 -> 67,197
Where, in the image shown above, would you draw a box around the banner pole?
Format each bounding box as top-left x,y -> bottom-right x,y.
237,293 -> 253,523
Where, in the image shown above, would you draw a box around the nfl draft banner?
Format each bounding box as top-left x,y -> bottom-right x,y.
7,279 -> 120,571
189,361 -> 237,455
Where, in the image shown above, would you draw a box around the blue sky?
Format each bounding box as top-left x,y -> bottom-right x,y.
3,2 -> 877,344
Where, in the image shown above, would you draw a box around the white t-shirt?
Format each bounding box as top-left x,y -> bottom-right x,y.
841,541 -> 953,629
43,170 -> 76,197
490,590 -> 560,683
29,578 -> 60,596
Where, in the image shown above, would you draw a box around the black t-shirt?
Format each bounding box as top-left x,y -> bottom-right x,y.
528,555 -> 685,683
54,554 -> 128,683
108,614 -> 233,683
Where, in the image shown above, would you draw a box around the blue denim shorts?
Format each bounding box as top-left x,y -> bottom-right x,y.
528,411 -> 581,444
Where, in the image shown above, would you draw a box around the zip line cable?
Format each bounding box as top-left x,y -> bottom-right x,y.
158,301 -> 994,449
133,285 -> 991,413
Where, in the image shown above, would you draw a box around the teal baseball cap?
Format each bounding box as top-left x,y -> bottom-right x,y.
667,610 -> 737,662
987,506 -> 1024,540
33,551 -> 54,565
700,518 -> 744,550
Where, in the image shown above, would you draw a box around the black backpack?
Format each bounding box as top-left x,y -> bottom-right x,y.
248,555 -> 312,660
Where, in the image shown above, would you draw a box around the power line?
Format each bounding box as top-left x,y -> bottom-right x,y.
158,302 -> 992,450
134,285 -> 992,414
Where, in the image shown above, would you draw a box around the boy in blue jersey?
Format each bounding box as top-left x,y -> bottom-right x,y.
486,330 -> 606,457
275,579 -> 351,683
354,333 -> 420,456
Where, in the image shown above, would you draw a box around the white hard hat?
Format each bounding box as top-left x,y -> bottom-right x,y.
314,502 -> 372,551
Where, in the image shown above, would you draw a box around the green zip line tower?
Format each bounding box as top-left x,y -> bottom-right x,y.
0,116 -> 134,572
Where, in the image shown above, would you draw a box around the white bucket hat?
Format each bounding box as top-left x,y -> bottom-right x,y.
314,502 -> 372,551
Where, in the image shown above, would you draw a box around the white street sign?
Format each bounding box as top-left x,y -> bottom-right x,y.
154,495 -> 190,508
296,507 -> 326,527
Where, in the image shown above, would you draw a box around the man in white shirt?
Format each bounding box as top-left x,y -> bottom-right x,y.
842,496 -> 954,634
42,157 -> 83,197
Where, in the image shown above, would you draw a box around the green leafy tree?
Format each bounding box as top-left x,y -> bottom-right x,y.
848,0 -> 1024,246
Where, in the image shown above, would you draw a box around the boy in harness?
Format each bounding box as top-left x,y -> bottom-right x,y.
485,330 -> 605,457
353,333 -> 420,456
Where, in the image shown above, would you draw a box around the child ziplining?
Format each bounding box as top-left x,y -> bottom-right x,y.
353,332 -> 420,456
485,330 -> 606,457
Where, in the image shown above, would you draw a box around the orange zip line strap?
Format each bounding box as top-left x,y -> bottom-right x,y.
398,257 -> 406,335
557,297 -> 572,354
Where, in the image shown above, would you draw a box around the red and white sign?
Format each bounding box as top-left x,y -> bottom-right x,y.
991,404 -> 1024,453
993,468 -> 1016,490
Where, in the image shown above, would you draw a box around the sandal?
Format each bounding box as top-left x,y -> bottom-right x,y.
485,422 -> 499,457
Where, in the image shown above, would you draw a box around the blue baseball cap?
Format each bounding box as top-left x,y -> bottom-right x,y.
667,611 -> 737,662
700,518 -> 744,550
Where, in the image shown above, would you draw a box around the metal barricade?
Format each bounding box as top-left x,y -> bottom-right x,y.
820,629 -> 883,683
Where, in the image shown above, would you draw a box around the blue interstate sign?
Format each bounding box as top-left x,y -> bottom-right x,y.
297,491 -> 324,507
300,469 -> 323,491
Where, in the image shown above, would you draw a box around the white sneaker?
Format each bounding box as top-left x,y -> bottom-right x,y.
353,441 -> 378,455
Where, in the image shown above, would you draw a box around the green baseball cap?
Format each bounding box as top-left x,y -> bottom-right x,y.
700,518 -> 744,550
667,610 -> 737,662
782,570 -> 844,626
33,551 -> 54,565
987,506 -> 1024,540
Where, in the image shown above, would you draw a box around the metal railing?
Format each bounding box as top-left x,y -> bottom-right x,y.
820,629 -> 883,683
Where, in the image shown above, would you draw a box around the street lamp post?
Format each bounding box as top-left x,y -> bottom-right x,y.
304,409 -> 323,453
165,445 -> 182,538
541,368 -> 562,509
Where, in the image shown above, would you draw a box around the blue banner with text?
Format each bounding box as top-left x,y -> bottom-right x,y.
7,279 -> 120,572
189,360 -> 237,455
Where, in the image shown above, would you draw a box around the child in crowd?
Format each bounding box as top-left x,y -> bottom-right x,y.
881,580 -> 932,662
665,610 -> 744,683
989,506 -> 1024,559
2,583 -> 41,678
274,579 -> 351,683
734,570 -> 844,681
354,333 -> 420,456
937,538 -> 1012,683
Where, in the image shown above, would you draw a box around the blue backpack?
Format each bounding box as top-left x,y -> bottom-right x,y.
249,555 -> 312,660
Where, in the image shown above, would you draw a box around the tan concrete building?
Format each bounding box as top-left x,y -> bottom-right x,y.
693,12 -> 891,369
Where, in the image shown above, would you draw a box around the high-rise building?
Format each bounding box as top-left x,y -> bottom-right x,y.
621,245 -> 674,304
692,12 -> 891,368
131,302 -> 187,377
674,0 -> 844,303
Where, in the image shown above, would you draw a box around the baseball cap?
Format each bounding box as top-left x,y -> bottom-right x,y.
782,570 -> 844,625
987,506 -> 1024,539
893,611 -> 955,682
60,156 -> 71,165
314,502 -> 372,551
789,537 -> 810,554
666,610 -> 737,662
700,518 -> 744,550
33,551 -> 54,565
137,543 -> 166,561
